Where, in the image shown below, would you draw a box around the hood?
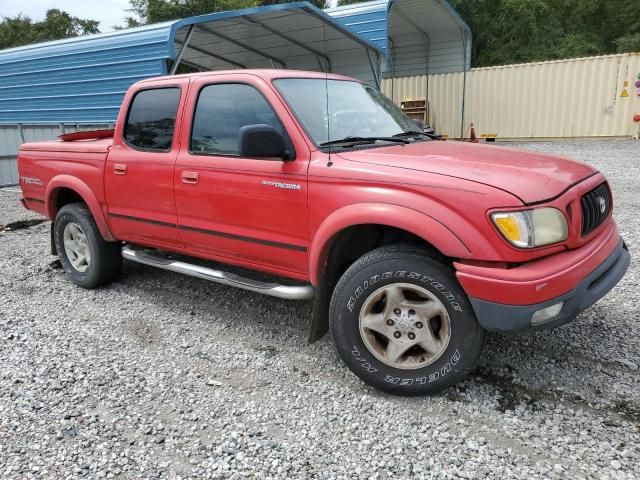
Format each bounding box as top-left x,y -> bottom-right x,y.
336,141 -> 597,204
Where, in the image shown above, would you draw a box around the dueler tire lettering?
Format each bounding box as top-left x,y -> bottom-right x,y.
329,245 -> 485,395
347,270 -> 463,314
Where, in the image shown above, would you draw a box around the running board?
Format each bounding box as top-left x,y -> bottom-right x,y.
122,245 -> 315,300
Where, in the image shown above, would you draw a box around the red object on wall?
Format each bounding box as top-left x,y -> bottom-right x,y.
633,114 -> 640,123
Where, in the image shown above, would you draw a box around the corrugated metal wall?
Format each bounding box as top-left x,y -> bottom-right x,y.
325,0 -> 389,52
383,53 -> 640,139
0,23 -> 173,124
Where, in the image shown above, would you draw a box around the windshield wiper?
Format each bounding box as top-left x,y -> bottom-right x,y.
392,130 -> 441,140
319,136 -> 410,147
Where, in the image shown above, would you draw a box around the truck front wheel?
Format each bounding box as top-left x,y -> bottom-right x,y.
54,203 -> 122,289
329,245 -> 485,395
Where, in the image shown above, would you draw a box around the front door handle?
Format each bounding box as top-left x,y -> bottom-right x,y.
113,164 -> 127,175
181,171 -> 199,184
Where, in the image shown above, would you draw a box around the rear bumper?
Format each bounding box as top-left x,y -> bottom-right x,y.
467,239 -> 629,333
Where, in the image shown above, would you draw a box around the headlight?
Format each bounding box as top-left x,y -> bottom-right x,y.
491,208 -> 568,248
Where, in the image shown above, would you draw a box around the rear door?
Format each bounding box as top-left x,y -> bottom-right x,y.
105,80 -> 187,247
174,75 -> 311,275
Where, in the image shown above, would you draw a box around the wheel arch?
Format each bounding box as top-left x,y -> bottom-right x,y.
309,203 -> 472,286
46,175 -> 115,241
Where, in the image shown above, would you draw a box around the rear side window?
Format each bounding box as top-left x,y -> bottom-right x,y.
124,88 -> 180,151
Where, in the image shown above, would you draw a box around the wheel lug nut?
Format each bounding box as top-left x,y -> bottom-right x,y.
415,322 -> 423,329
408,332 -> 416,340
393,331 -> 402,339
394,308 -> 401,315
386,319 -> 395,326
409,309 -> 416,316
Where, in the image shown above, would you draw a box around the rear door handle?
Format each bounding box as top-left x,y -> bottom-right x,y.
181,171 -> 199,184
113,164 -> 127,175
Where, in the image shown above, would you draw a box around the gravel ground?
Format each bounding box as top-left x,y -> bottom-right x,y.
1,141 -> 639,479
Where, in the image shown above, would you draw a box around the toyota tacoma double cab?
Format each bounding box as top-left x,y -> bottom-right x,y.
18,70 -> 630,395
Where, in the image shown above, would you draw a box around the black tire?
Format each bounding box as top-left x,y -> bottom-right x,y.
329,245 -> 485,395
54,202 -> 122,289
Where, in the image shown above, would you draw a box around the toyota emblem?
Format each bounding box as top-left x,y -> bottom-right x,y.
598,196 -> 606,214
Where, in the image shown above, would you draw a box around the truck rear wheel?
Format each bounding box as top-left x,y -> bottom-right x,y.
54,203 -> 122,289
329,245 -> 485,395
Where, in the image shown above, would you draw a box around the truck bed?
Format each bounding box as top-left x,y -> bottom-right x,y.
18,131 -> 114,216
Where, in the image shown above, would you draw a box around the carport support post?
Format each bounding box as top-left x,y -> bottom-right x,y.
389,38 -> 396,101
460,28 -> 468,141
366,48 -> 381,90
376,52 -> 383,91
423,34 -> 430,124
170,24 -> 195,75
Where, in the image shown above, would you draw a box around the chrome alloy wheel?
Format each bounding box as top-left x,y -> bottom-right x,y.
63,222 -> 91,273
359,283 -> 451,370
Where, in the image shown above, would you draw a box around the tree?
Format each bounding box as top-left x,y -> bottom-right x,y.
0,9 -> 99,50
125,0 -> 327,25
450,0 -> 640,67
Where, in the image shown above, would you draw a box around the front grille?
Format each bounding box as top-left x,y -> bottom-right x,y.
581,183 -> 611,237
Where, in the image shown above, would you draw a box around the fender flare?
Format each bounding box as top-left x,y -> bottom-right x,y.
308,203 -> 472,285
45,175 -> 115,241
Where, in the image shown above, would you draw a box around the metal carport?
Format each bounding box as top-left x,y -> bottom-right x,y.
169,3 -> 383,86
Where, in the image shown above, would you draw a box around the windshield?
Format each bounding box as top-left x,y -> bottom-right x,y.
273,79 -> 420,147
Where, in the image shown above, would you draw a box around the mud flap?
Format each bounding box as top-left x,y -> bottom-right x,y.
308,274 -> 329,343
51,221 -> 57,256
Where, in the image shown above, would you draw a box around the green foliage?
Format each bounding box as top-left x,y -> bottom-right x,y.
450,0 -> 640,66
615,33 -> 640,53
0,9 -> 99,50
125,0 -> 327,25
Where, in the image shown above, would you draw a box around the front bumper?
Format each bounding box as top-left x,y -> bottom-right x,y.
459,235 -> 630,333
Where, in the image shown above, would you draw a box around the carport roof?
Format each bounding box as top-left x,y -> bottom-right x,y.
169,2 -> 385,85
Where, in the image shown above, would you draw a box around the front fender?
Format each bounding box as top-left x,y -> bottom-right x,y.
309,203 -> 472,285
46,175 -> 115,241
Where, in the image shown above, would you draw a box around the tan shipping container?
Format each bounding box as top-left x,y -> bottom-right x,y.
383,53 -> 640,140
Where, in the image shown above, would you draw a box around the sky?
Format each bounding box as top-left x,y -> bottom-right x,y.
3,0 -> 132,32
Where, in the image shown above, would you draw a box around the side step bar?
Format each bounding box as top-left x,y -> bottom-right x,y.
122,245 -> 315,300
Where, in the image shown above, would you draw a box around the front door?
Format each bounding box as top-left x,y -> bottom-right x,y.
105,82 -> 186,248
174,78 -> 310,276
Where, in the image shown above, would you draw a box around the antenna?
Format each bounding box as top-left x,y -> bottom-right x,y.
322,15 -> 332,167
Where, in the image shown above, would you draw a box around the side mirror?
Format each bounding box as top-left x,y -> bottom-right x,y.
238,124 -> 289,160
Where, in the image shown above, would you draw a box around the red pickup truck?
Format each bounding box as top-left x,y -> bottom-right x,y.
18,70 -> 630,394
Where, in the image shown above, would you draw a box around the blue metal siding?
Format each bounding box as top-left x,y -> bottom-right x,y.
325,1 -> 388,52
0,23 -> 173,123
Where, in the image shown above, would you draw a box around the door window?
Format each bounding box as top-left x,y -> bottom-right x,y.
124,87 -> 181,151
190,83 -> 288,156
